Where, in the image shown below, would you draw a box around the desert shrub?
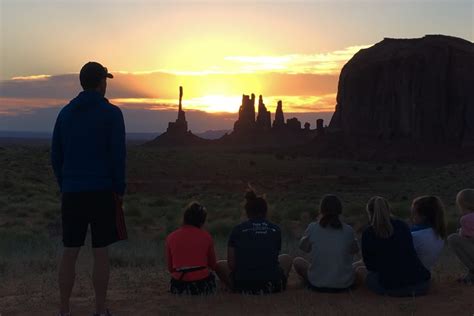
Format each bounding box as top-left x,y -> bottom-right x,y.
345,203 -> 364,216
109,240 -> 163,268
284,204 -> 310,221
148,197 -> 170,207
206,218 -> 235,237
126,205 -> 143,217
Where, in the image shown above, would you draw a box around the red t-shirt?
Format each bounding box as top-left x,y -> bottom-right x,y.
166,225 -> 217,281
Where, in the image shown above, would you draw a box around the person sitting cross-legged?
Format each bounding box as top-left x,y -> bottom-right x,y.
165,202 -> 218,295
215,189 -> 292,294
410,195 -> 447,271
448,189 -> 474,285
360,196 -> 431,297
293,194 -> 359,292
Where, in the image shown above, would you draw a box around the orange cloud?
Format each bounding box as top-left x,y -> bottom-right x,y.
11,75 -> 52,81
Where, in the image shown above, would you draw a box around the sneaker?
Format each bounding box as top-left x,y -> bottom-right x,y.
93,309 -> 112,316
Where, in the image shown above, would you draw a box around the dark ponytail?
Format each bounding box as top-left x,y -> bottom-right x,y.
319,194 -> 343,229
245,188 -> 267,219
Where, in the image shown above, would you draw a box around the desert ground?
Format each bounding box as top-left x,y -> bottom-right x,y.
1,142 -> 473,315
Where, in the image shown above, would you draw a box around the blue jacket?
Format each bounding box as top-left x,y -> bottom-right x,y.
51,90 -> 126,195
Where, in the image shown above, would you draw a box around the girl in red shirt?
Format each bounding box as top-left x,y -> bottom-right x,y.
165,202 -> 217,295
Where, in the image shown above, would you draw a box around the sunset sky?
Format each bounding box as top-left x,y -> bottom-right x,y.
0,0 -> 472,133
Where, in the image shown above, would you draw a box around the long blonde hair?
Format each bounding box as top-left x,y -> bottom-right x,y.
367,196 -> 394,239
456,189 -> 474,213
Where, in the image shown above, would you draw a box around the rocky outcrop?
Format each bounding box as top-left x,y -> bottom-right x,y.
166,86 -> 188,135
234,94 -> 256,134
316,119 -> 325,135
329,35 -> 474,146
286,118 -> 302,131
149,86 -> 209,146
273,100 -> 285,129
256,95 -> 271,131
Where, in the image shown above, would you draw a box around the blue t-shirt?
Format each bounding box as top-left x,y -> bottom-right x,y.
228,219 -> 281,281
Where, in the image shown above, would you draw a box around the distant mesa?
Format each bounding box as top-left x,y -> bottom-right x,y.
329,34 -> 474,147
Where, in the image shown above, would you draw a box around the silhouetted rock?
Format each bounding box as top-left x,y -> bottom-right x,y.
148,86 -> 209,146
234,94 -> 256,134
166,86 -> 188,135
273,100 -> 285,129
304,122 -> 310,131
316,119 -> 325,135
286,118 -> 302,131
329,35 -> 474,146
256,95 -> 271,131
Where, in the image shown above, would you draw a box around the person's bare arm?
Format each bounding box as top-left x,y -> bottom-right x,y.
350,239 -> 360,255
299,236 -> 311,253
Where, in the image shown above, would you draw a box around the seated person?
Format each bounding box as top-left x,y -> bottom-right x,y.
215,189 -> 292,294
293,194 -> 359,292
165,202 -> 217,295
410,196 -> 447,271
448,189 -> 474,285
361,196 -> 431,297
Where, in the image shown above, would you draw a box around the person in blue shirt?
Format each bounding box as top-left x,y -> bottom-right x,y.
215,189 -> 292,294
360,196 -> 431,297
51,61 -> 126,316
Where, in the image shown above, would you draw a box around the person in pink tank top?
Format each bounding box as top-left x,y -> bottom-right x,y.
448,189 -> 474,285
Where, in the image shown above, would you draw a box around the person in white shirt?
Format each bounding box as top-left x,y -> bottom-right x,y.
410,196 -> 447,271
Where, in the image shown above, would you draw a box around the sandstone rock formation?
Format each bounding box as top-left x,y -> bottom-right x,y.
329,35 -> 474,146
149,86 -> 209,146
256,95 -> 271,131
316,119 -> 325,135
286,118 -> 302,131
166,86 -> 188,135
273,100 -> 285,129
234,94 -> 256,133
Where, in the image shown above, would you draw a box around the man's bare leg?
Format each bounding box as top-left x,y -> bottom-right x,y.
59,247 -> 81,314
93,247 -> 110,314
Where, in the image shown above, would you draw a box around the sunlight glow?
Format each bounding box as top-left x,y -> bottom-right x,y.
111,93 -> 337,114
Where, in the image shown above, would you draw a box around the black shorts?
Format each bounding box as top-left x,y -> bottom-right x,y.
169,274 -> 216,296
232,267 -> 287,294
61,191 -> 127,248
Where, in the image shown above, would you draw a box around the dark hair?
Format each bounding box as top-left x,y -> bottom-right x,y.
319,194 -> 343,229
412,195 -> 447,239
244,189 -> 267,219
183,202 -> 207,228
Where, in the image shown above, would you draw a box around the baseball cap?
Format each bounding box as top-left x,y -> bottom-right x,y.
79,61 -> 113,89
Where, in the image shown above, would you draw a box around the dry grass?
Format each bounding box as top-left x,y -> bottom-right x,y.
1,144 -> 474,315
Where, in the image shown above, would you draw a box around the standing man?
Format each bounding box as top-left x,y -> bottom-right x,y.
51,62 -> 127,316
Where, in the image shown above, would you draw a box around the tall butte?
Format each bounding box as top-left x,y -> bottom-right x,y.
329,35 -> 474,146
166,86 -> 188,135
256,95 -> 271,131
